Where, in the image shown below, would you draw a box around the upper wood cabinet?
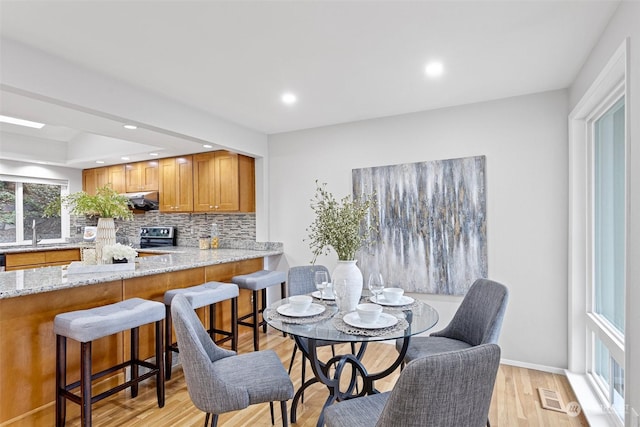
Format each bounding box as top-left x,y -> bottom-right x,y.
82,166 -> 124,194
159,156 -> 193,212
193,151 -> 255,212
107,165 -> 126,193
125,161 -> 159,192
82,151 -> 255,213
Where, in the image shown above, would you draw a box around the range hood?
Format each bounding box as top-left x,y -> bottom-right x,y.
121,191 -> 159,211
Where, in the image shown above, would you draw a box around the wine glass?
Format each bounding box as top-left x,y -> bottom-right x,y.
333,279 -> 347,312
368,272 -> 385,303
314,270 -> 330,304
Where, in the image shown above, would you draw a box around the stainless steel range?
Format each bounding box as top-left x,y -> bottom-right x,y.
139,226 -> 177,248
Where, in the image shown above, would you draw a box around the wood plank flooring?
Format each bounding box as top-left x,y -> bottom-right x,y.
40,330 -> 588,427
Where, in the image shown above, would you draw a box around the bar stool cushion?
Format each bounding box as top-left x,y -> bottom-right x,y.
164,282 -> 239,309
232,270 -> 286,291
54,297 -> 165,343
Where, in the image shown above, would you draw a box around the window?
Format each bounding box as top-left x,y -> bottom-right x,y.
0,178 -> 67,245
568,39 -> 628,426
587,95 -> 625,423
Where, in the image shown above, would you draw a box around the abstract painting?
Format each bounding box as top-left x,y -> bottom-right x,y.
353,156 -> 487,295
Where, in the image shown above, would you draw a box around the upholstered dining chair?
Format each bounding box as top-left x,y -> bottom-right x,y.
286,265 -> 340,400
324,343 -> 501,427
171,294 -> 294,427
396,278 -> 508,365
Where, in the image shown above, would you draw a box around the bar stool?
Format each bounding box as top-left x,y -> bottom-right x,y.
231,270 -> 286,351
54,298 -> 165,427
164,281 -> 239,380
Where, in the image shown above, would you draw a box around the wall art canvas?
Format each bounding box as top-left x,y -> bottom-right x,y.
353,155 -> 487,295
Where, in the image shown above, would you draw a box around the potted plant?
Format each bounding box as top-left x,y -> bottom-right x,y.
307,181 -> 378,311
45,185 -> 133,264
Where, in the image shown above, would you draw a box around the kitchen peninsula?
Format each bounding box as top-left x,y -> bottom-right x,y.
0,244 -> 283,425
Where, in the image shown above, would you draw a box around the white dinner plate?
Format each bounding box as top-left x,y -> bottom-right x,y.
369,295 -> 414,306
277,303 -> 325,317
312,290 -> 335,301
343,312 -> 399,329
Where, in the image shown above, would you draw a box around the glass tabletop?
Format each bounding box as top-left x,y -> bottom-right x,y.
264,296 -> 439,343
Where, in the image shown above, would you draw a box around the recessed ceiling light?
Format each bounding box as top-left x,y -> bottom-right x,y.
203,144 -> 213,148
95,160 -> 105,164
121,156 -> 130,161
425,61 -> 444,78
123,124 -> 137,130
0,114 -> 45,129
149,152 -> 159,156
281,92 -> 297,105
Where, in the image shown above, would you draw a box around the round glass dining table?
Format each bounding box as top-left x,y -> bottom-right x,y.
264,295 -> 439,427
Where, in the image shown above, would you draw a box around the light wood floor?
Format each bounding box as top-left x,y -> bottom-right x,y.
56,330 -> 588,427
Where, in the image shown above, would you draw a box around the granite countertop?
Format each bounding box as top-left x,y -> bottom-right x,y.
0,244 -> 283,299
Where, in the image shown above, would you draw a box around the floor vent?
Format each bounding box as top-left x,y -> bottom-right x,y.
538,388 -> 567,413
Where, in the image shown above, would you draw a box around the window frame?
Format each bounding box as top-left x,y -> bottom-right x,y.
568,39 -> 629,426
0,175 -> 70,246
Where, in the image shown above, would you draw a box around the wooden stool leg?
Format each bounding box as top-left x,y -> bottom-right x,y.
56,335 -> 66,427
131,327 -> 139,397
231,297 -> 238,352
165,305 -> 173,380
261,288 -> 267,333
209,303 -> 216,341
155,319 -> 165,407
252,290 -> 260,351
80,341 -> 92,427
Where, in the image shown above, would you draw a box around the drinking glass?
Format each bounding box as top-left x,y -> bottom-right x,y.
314,270 -> 330,304
368,272 -> 385,303
333,279 -> 347,312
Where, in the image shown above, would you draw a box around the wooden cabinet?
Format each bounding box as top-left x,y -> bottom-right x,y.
107,165 -> 126,193
5,248 -> 81,271
82,167 -> 108,195
159,156 -> 193,212
81,151 -> 255,213
193,151 -> 255,212
125,160 -> 159,192
82,166 -> 125,194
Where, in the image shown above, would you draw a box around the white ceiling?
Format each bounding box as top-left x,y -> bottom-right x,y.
0,0 -> 620,168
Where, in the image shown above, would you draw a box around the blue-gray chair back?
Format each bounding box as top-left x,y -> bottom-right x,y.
377,344 -> 501,426
431,278 -> 509,346
171,294 -> 293,425
287,265 -> 330,296
170,294 -> 241,413
324,344 -> 501,427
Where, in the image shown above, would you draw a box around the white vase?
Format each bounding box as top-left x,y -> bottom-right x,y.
332,260 -> 363,312
95,217 -> 116,265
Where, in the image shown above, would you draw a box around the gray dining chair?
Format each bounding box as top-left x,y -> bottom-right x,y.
286,265 -> 340,400
324,343 -> 501,427
171,294 -> 294,427
396,278 -> 508,364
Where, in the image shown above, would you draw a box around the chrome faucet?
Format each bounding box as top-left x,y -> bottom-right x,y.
32,219 -> 39,247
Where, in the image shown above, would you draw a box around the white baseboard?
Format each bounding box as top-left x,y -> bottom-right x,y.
500,358 -> 566,375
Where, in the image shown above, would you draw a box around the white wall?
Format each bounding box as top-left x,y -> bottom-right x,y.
268,89 -> 569,369
0,159 -> 82,191
569,1 -> 640,421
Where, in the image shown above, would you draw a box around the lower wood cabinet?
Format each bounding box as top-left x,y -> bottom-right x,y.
5,248 -> 81,271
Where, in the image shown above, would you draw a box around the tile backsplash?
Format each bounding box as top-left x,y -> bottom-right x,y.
71,211 -> 256,247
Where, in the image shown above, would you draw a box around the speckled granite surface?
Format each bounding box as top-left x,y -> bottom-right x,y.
0,243 -> 283,299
